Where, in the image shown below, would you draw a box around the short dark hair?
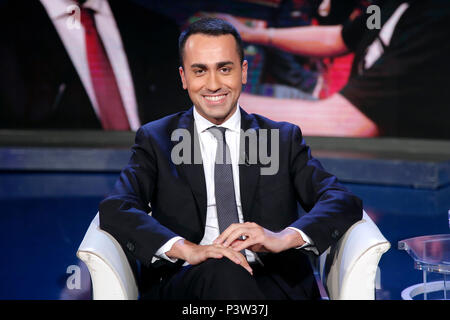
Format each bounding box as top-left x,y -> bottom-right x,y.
178,17 -> 244,67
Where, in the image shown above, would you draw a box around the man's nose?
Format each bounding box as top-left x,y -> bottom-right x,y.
205,72 -> 221,92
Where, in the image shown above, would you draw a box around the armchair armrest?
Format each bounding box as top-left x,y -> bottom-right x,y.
317,211 -> 390,300
77,212 -> 138,300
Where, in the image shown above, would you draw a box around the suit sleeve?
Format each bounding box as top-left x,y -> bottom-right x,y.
99,127 -> 179,266
287,125 -> 363,255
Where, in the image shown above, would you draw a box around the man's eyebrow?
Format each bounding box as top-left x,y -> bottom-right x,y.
190,61 -> 234,69
190,63 -> 207,69
217,61 -> 234,68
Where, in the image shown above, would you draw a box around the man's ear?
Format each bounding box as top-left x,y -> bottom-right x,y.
241,60 -> 248,85
179,66 -> 187,90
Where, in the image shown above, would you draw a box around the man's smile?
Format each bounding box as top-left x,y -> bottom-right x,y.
203,93 -> 228,104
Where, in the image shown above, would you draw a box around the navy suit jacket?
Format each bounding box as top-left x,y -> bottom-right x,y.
99,107 -> 363,298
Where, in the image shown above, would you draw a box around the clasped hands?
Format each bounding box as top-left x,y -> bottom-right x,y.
167,222 -> 305,275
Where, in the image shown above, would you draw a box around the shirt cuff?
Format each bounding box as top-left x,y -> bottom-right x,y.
151,236 -> 184,264
287,227 -> 319,255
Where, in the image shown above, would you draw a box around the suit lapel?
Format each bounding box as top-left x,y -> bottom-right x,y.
239,108 -> 261,223
173,108 -> 208,229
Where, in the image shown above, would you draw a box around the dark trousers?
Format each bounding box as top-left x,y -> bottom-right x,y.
153,255 -> 320,300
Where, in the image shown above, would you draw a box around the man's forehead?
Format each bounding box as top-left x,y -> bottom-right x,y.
184,34 -> 240,64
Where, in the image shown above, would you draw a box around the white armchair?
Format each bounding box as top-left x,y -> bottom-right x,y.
314,211 -> 391,299
77,213 -> 138,299
77,211 -> 390,300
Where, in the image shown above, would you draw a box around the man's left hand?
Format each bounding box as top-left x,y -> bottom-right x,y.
213,222 -> 305,253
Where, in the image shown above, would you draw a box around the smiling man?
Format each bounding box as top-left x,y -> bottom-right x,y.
99,18 -> 362,300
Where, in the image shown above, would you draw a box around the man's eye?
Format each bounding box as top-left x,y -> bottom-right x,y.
194,69 -> 205,75
220,67 -> 231,73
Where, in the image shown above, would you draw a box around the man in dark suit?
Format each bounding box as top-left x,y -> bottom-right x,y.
0,0 -> 189,130
99,18 -> 362,299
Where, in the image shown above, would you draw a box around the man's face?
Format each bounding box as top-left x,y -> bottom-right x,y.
179,34 -> 248,125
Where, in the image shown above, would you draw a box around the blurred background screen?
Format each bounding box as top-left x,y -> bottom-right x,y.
0,0 -> 448,139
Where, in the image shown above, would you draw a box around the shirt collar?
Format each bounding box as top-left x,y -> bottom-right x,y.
40,0 -> 110,20
193,105 -> 241,135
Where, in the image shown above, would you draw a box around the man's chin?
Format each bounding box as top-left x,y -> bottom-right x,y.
205,106 -> 229,117
194,103 -> 236,124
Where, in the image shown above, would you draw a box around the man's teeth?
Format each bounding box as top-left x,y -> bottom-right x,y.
204,95 -> 226,101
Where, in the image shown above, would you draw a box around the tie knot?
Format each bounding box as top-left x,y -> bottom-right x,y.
80,7 -> 96,28
207,126 -> 227,142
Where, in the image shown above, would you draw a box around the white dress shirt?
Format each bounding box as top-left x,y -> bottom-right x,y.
153,106 -> 317,265
40,0 -> 141,130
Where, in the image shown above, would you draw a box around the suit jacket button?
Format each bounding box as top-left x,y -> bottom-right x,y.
126,242 -> 135,252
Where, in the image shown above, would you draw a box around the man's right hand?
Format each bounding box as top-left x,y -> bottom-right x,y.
166,239 -> 253,275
